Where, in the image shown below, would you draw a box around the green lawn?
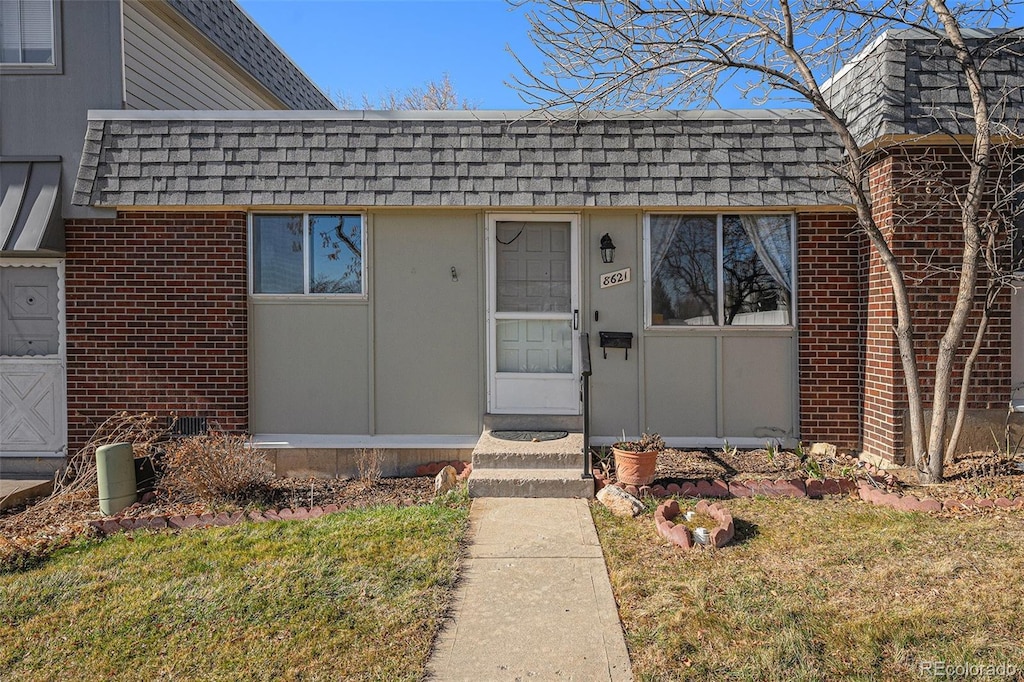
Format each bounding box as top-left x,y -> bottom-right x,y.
594,497 -> 1024,682
1,500 -> 469,681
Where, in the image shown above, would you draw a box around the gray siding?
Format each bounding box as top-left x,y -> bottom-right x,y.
0,0 -> 123,218
248,208 -> 800,443
586,212 -> 642,437
164,0 -> 333,110
372,212 -> 483,434
251,303 -> 370,434
123,0 -> 282,110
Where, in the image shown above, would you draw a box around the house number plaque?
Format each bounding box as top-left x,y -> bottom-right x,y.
600,268 -> 631,288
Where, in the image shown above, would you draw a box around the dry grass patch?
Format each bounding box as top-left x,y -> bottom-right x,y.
1,499 -> 469,681
594,497 -> 1024,681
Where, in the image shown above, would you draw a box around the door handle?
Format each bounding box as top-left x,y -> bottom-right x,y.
573,309 -> 579,330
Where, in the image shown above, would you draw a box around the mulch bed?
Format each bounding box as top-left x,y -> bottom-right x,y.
634,447 -> 854,483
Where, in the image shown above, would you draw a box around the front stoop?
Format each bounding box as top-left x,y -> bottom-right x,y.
468,431 -> 593,499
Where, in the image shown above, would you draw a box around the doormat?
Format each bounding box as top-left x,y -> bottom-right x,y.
490,430 -> 568,442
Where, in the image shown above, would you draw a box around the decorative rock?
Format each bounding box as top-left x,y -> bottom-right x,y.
975,499 -> 995,508
994,497 -> 1016,509
434,465 -> 459,496
308,506 -> 324,518
679,482 -> 698,498
323,504 -> 339,514
596,485 -> 644,517
650,484 -> 667,498
101,520 -> 121,535
666,483 -> 681,495
810,442 -> 837,458
147,516 -> 168,530
914,498 -> 942,513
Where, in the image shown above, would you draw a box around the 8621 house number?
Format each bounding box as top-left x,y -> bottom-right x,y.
600,268 -> 631,288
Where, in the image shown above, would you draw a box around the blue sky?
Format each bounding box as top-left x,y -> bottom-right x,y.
237,0 -> 1024,110
237,0 -> 535,108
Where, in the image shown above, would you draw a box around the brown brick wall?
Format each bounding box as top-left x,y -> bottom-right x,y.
861,147 -> 1013,463
65,212 -> 249,452
797,211 -> 865,450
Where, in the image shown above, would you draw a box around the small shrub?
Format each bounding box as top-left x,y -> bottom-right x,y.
161,432 -> 273,502
356,448 -> 384,486
613,432 -> 665,453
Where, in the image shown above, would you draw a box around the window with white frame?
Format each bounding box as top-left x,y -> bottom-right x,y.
647,213 -> 794,327
0,0 -> 57,65
251,214 -> 365,295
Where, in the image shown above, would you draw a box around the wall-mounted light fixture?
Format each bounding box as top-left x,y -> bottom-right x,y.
600,233 -> 616,264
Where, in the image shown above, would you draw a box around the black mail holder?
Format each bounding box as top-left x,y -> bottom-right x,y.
599,331 -> 633,360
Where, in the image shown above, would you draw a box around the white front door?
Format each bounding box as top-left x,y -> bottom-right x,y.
487,214 -> 580,414
0,261 -> 67,458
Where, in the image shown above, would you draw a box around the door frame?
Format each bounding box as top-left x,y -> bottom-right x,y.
485,212 -> 582,415
0,257 -> 68,458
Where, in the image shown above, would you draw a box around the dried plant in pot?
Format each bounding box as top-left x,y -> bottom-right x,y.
612,432 -> 665,486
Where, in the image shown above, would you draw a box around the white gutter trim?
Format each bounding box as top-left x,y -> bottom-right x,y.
87,108 -> 824,122
251,434 -> 480,449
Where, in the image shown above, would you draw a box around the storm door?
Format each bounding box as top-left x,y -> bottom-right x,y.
487,214 -> 580,414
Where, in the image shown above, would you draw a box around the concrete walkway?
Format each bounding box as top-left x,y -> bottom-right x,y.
0,477 -> 52,511
426,497 -> 632,681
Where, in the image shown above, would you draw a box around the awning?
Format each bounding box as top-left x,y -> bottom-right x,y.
1,159 -> 64,254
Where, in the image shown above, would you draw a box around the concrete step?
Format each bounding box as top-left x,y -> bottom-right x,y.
482,413 -> 583,432
472,431 -> 585,470
468,468 -> 595,499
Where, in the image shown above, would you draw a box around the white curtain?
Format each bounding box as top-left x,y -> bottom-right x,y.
649,215 -> 683,280
739,215 -> 792,308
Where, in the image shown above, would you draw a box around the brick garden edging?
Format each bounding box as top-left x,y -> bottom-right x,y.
594,467 -> 1023,515
89,502 -> 387,536
856,481 -> 1024,512
594,469 -> 857,501
89,461 -> 473,537
655,499 -> 735,549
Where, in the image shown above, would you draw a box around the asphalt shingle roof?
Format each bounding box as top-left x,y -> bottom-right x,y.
73,111 -> 846,208
822,28 -> 1024,146
166,0 -> 334,111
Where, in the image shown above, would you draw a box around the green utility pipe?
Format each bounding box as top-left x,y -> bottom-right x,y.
96,443 -> 137,515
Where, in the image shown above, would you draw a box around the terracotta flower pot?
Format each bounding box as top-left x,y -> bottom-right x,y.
612,446 -> 658,486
